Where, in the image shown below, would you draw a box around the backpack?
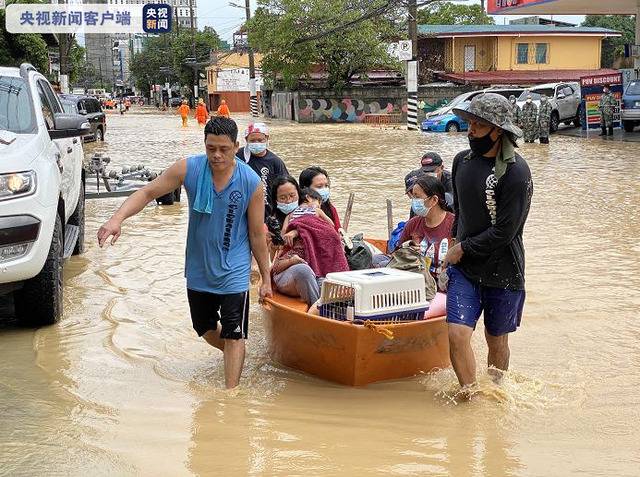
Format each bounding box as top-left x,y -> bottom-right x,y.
387,221 -> 406,252
345,233 -> 374,271
386,241 -> 437,301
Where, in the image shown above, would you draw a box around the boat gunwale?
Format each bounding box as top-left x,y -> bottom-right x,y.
262,297 -> 447,329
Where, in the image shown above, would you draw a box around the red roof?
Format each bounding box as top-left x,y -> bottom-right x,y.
437,69 -> 620,85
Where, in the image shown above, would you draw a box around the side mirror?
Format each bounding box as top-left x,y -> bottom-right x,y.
557,93 -> 565,100
79,109 -> 88,115
49,113 -> 92,139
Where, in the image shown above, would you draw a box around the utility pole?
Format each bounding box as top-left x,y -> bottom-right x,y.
406,0 -> 419,131
244,0 -> 259,117
189,0 -> 197,104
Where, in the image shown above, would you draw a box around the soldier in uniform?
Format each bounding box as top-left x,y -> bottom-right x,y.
537,94 -> 553,144
521,94 -> 538,143
509,95 -> 521,127
599,85 -> 616,137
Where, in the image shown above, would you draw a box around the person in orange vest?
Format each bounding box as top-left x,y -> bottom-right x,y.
195,98 -> 209,126
217,99 -> 230,118
178,99 -> 190,127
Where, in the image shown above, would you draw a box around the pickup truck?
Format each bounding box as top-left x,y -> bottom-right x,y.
517,82 -> 582,132
0,64 -> 90,326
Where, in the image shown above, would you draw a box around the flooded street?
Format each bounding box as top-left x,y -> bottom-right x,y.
1,111 -> 639,476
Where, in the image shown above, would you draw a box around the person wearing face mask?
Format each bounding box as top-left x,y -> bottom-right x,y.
508,95 -> 521,128
537,94 -> 553,145
298,166 -> 342,232
398,175 -> 454,281
237,122 -> 289,220
520,94 -> 538,143
404,152 -> 454,219
599,85 -> 616,137
445,93 -> 533,397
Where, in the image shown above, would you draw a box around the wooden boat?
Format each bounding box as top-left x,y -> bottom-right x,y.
261,239 -> 451,386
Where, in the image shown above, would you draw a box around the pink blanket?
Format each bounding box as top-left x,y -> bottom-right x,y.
288,215 -> 349,277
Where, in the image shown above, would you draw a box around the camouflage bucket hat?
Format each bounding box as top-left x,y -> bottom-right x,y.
453,93 -> 523,140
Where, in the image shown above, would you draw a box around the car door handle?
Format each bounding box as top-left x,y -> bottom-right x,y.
72,138 -> 78,144
67,146 -> 73,153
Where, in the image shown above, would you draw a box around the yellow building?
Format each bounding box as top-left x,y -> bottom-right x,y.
205,52 -> 263,112
418,25 -> 621,85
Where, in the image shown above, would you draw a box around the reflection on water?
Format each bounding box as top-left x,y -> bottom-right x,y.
1,112 -> 639,476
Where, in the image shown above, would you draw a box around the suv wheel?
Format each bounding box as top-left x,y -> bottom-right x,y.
69,181 -> 85,255
95,127 -> 104,141
550,111 -> 560,133
14,215 -> 63,326
445,122 -> 459,132
623,121 -> 635,133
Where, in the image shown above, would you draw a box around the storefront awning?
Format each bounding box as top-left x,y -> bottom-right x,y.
488,0 -> 639,15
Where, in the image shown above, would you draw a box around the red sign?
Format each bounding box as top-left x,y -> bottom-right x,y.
580,73 -> 623,88
488,0 -> 553,14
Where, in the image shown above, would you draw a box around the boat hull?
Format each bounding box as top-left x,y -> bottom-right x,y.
262,294 -> 451,386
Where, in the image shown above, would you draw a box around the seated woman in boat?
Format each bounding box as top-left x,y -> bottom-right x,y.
298,166 -> 342,232
266,175 -> 301,248
401,175 -> 454,283
271,189 -> 349,306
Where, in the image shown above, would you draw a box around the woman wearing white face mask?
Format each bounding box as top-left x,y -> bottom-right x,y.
398,175 -> 455,283
237,122 -> 289,220
298,166 -> 342,232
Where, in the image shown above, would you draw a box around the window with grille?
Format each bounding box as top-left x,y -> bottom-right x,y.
517,43 -> 529,64
536,43 -> 548,64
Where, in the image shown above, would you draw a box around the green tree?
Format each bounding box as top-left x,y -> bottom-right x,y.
248,0 -> 401,90
417,1 -> 494,25
130,29 -> 222,98
0,9 -> 50,73
582,15 -> 636,68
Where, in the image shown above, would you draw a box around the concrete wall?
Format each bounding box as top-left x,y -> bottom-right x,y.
293,87 -> 407,123
268,85 -> 472,123
496,36 -> 602,70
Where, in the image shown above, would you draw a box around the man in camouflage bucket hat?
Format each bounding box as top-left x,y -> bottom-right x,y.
444,93 -> 533,398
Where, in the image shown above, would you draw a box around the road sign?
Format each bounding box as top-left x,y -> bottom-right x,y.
387,40 -> 413,61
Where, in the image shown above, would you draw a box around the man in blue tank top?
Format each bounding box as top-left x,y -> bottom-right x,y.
97,117 -> 272,389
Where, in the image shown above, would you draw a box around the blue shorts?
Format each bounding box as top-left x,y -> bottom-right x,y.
446,266 -> 525,336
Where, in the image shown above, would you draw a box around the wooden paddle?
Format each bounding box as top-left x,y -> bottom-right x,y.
343,192 -> 355,232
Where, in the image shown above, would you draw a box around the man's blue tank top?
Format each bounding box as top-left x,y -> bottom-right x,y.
183,155 -> 260,294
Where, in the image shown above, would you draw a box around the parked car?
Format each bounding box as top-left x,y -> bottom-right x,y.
621,80 -> 640,132
59,94 -> 106,142
169,97 -> 183,107
517,82 -> 581,132
422,111 -> 469,132
422,87 -> 524,132
0,64 -> 90,326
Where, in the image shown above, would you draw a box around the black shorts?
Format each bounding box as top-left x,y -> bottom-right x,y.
187,289 -> 249,340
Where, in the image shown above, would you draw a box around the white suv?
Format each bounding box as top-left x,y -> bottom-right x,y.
0,64 -> 90,326
517,82 -> 582,132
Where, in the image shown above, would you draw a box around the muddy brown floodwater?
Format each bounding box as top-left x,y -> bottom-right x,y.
1,111 -> 639,476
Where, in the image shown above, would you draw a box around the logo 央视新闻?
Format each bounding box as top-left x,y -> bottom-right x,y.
143,3 -> 171,34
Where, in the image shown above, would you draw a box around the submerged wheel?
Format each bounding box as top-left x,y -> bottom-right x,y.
14,215 -> 64,326
446,122 -> 459,132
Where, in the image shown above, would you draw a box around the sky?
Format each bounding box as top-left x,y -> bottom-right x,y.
202,1 -> 586,44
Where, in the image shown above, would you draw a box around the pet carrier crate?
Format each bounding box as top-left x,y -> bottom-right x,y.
318,268 -> 428,323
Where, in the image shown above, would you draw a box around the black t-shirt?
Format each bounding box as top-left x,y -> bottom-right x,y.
236,148 -> 289,218
451,149 -> 533,290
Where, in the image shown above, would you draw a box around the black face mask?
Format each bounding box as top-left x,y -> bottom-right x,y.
468,129 -> 496,156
